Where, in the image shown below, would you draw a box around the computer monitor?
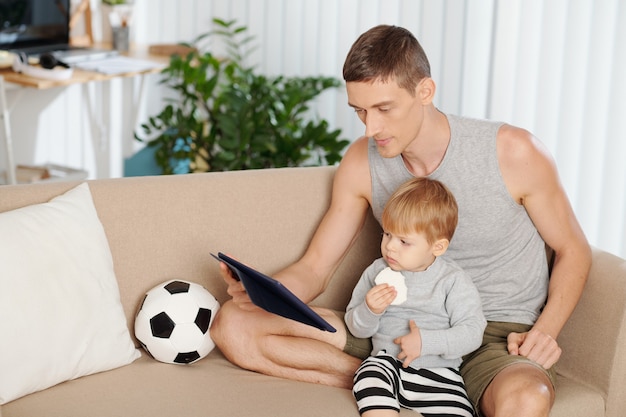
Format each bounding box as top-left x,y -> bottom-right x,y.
0,0 -> 70,53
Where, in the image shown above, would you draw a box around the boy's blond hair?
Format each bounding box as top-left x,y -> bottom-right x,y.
382,177 -> 458,244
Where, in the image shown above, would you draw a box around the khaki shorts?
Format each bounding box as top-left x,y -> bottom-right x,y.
460,321 -> 557,414
334,311 -> 372,360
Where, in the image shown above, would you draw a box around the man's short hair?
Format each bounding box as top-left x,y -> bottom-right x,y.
343,25 -> 431,96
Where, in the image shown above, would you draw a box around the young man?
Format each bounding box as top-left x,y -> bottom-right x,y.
211,25 -> 591,417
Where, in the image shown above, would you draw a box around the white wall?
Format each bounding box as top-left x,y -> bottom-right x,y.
2,0 -> 625,258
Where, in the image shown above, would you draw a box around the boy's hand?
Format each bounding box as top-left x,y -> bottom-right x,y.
365,283 -> 397,314
394,320 -> 422,368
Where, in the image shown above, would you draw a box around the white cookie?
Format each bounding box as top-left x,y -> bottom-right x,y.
374,267 -> 407,305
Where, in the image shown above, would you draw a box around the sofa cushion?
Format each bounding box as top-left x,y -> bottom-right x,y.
0,183 -> 140,405
1,351 -> 367,417
0,350 -> 605,417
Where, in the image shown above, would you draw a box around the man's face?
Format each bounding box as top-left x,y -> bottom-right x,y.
346,78 -> 424,158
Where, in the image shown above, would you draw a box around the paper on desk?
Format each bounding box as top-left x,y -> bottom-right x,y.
74,56 -> 162,75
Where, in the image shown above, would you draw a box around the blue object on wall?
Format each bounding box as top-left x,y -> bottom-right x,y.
124,145 -> 162,177
124,138 -> 192,177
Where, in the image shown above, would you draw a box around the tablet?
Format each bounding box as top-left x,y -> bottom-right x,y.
211,252 -> 336,333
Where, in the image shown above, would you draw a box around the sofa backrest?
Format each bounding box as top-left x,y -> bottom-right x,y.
0,166 -> 382,333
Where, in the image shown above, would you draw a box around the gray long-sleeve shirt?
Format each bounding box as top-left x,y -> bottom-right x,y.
345,257 -> 486,369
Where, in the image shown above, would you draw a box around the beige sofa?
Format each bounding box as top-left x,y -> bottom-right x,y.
0,166 -> 624,417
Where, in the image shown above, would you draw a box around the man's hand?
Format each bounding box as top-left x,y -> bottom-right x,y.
219,261 -> 258,311
394,320 -> 422,368
365,283 -> 396,314
507,329 -> 562,369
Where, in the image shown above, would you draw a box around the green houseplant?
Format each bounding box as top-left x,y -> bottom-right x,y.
136,18 -> 349,174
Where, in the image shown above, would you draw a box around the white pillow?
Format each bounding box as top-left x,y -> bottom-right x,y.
0,183 -> 140,405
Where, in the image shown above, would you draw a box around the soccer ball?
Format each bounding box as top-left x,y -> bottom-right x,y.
135,280 -> 220,365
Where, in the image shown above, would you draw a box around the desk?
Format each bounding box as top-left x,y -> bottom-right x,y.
0,47 -> 167,185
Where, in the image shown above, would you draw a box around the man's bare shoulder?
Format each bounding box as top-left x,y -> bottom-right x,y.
496,124 -> 559,203
497,124 -> 550,160
341,136 -> 369,164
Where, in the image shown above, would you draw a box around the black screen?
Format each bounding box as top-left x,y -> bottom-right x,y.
0,0 -> 69,51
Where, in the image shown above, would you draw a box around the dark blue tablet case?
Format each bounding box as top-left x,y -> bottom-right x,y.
211,252 -> 336,332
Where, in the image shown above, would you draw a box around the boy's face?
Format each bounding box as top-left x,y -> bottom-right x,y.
346,78 -> 425,159
380,230 -> 438,272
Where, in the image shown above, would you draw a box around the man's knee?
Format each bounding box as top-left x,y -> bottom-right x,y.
480,364 -> 554,417
211,301 -> 257,365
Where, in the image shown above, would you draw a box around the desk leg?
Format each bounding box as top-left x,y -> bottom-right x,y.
122,73 -> 149,160
131,74 -> 147,138
0,76 -> 17,185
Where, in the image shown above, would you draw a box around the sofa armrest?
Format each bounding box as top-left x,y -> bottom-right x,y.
556,247 -> 626,417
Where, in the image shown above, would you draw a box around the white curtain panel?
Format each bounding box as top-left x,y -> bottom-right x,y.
11,0 -> 622,257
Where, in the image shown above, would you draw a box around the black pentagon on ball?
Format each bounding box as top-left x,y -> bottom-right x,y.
164,280 -> 191,294
150,311 -> 175,338
195,308 -> 212,334
174,351 -> 201,364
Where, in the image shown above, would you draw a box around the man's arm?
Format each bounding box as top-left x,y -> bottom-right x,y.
498,125 -> 592,367
274,137 -> 373,303
221,137 -> 373,306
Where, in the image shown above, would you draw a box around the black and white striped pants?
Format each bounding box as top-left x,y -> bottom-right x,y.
353,352 -> 475,417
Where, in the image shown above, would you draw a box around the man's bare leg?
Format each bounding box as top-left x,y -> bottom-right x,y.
480,363 -> 554,417
211,300 -> 362,389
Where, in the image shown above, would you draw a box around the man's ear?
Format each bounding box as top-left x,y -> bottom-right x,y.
417,77 -> 436,104
432,238 -> 449,257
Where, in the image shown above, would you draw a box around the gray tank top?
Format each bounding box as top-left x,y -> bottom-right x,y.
369,113 -> 548,324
